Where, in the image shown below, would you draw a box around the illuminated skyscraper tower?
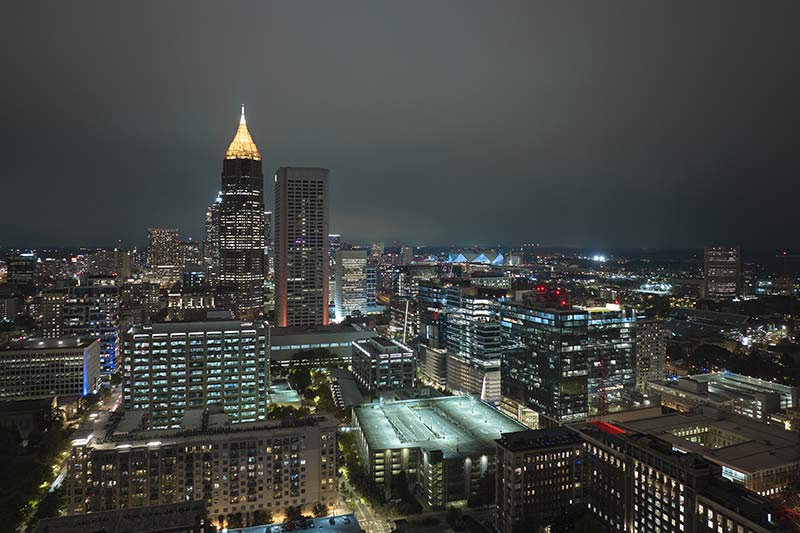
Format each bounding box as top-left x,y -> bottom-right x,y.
218,106 -> 265,319
274,167 -> 330,327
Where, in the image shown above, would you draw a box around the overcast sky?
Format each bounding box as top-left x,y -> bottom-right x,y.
2,1 -> 799,249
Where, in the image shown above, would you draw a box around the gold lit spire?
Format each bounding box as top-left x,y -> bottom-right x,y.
225,105 -> 262,160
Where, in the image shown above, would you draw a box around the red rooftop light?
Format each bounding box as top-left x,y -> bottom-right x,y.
589,420 -> 626,435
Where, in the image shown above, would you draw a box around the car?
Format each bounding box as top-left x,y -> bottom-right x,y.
309,522 -> 315,528
343,518 -> 351,524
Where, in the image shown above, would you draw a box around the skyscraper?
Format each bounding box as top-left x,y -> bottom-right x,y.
218,107 -> 265,319
501,302 -> 637,422
203,193 -> 221,279
147,228 -> 179,266
635,318 -> 667,391
6,252 -> 36,285
274,167 -> 330,327
328,234 -> 341,306
370,241 -> 384,259
63,275 -> 120,376
704,245 -> 741,299
334,249 -> 368,321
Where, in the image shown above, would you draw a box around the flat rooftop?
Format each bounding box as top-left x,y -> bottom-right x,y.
614,410 -> 800,474
498,427 -> 582,452
690,372 -> 797,404
0,337 -> 98,351
354,396 -> 525,458
73,408 -> 336,451
273,323 -> 366,336
131,320 -> 265,334
32,500 -> 207,533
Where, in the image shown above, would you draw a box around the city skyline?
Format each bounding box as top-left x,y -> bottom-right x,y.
3,2 -> 800,249
6,3 -> 800,532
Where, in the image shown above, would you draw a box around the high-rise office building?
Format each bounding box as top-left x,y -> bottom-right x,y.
0,337 -> 101,400
179,240 -> 201,267
147,228 -> 180,267
704,245 -> 741,299
203,194 -> 222,279
5,252 -> 35,285
501,302 -> 636,422
86,249 -> 132,279
334,249 -> 368,321
585,305 -> 636,416
635,318 -> 667,391
370,241 -> 384,259
501,304 -> 585,422
495,427 -> 583,533
274,167 -> 330,327
328,234 -> 341,306
495,422 -> 793,533
41,289 -> 66,338
264,210 -> 273,279
63,275 -> 120,376
123,320 -> 269,429
351,336 -> 416,391
218,107 -> 265,319
417,279 -> 447,349
443,285 -> 504,402
365,264 -> 377,306
401,246 -> 414,265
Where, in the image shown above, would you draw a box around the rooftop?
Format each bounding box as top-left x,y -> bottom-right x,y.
354,396 -> 525,458
272,323 -> 369,336
0,337 -> 99,352
130,320 -> 266,335
614,409 -> 800,474
72,407 -> 336,451
497,427 -> 582,452
700,477 -> 785,529
32,500 -> 207,533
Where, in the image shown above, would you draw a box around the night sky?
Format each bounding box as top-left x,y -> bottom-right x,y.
2,1 -> 799,249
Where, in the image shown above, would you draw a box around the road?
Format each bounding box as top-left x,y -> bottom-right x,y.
353,499 -> 391,533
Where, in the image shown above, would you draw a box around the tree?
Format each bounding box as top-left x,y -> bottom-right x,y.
0,425 -> 21,454
227,512 -> 244,528
446,506 -> 462,528
288,367 -> 312,392
253,509 -> 272,525
285,505 -> 303,522
312,502 -> 328,518
29,489 -> 64,526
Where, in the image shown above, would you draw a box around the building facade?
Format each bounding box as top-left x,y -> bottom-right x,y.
274,167 -> 330,327
147,228 -> 180,267
495,428 -> 583,533
704,245 -> 741,300
352,396 -> 526,508
65,408 -> 337,526
0,338 -> 101,400
334,249 -> 368,321
500,302 -> 636,423
124,320 -> 269,429
501,303 -> 590,423
63,276 -> 120,376
351,337 -> 416,391
635,318 -> 667,391
204,194 -> 222,281
218,107 -> 265,319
